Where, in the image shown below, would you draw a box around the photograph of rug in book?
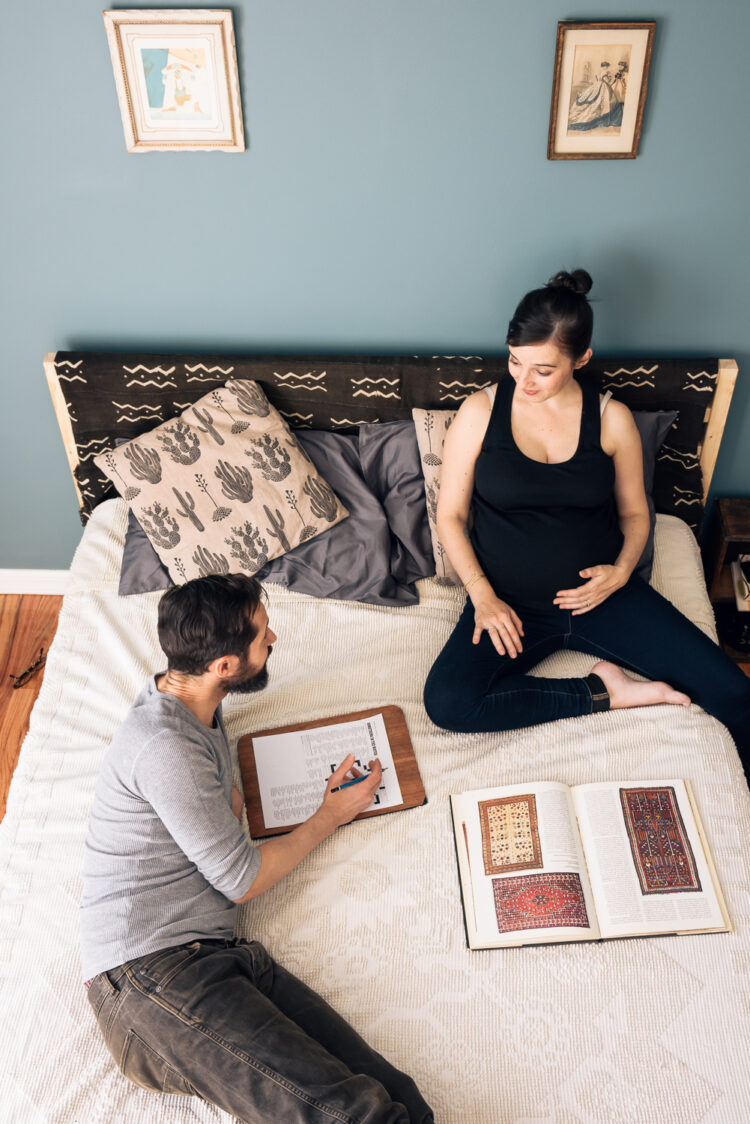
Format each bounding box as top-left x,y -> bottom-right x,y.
491,872 -> 589,934
479,794 -> 543,876
620,787 -> 702,894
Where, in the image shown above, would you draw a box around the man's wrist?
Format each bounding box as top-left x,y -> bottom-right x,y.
310,803 -> 339,838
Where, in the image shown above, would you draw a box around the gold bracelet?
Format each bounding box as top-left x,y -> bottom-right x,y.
463,572 -> 486,594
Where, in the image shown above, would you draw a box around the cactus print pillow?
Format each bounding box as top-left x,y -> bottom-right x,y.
95,380 -> 348,583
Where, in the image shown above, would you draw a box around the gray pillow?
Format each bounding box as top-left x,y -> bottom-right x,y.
358,420 -> 435,584
119,428 -> 431,604
257,431 -> 415,604
632,409 -> 678,582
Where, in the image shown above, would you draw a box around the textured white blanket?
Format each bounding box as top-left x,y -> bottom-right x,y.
1,500 -> 748,1123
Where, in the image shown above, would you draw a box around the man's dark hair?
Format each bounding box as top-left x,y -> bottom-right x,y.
157,573 -> 265,675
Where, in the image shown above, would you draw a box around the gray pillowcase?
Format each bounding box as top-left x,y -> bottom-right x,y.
631,409 -> 678,582
358,420 -> 434,584
256,431 -> 414,604
119,426 -> 433,603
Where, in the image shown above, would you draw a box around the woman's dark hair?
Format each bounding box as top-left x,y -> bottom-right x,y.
157,573 -> 265,675
506,269 -> 594,360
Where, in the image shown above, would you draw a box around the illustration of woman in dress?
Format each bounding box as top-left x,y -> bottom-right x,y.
159,50 -> 210,117
567,60 -> 625,132
611,60 -> 628,112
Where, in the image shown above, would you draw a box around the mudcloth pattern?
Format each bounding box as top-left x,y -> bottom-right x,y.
620,787 -> 702,894
478,794 -> 542,875
492,872 -> 589,934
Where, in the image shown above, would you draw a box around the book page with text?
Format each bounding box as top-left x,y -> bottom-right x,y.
452,781 -> 600,947
573,779 -> 727,938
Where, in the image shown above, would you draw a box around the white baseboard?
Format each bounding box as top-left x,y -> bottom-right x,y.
0,570 -> 71,595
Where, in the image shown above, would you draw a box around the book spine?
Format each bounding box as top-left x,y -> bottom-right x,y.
449,796 -> 473,951
730,561 -> 750,612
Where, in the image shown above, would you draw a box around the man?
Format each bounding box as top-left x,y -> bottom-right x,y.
81,573 -> 432,1123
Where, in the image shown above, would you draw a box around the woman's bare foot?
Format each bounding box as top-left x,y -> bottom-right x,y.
591,661 -> 691,710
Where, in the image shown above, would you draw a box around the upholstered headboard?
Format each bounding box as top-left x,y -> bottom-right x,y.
44,352 -> 737,534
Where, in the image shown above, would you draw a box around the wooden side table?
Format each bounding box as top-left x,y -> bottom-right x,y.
703,497 -> 750,675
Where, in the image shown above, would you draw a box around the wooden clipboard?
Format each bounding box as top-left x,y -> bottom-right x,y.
237,705 -> 426,839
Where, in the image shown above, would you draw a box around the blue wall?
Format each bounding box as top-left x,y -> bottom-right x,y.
2,1 -> 749,568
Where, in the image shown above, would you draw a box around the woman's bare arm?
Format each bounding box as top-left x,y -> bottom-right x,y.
554,398 -> 650,614
603,399 -> 650,577
435,391 -> 491,583
436,389 -> 524,655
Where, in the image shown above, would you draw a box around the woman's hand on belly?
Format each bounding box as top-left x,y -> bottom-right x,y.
472,591 -> 525,657
553,563 -> 629,615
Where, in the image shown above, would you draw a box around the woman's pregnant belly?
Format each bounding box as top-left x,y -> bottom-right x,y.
471,503 -> 623,610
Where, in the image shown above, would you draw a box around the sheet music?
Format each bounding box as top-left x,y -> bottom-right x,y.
253,713 -> 403,829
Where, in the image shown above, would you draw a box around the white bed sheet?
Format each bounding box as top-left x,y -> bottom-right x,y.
1,499 -> 749,1124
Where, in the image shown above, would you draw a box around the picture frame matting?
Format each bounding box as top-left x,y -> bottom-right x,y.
548,21 -> 655,160
103,9 -> 245,153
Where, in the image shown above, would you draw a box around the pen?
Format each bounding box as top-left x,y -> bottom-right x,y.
330,767 -> 387,793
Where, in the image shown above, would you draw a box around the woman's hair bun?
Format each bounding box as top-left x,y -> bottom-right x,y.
547,269 -> 592,296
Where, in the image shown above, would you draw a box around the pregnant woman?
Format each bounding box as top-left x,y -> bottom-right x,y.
423,270 -> 750,768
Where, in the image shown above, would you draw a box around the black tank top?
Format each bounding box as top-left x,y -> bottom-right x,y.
470,375 -> 623,609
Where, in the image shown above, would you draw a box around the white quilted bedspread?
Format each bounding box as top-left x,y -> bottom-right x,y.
1,500 -> 749,1124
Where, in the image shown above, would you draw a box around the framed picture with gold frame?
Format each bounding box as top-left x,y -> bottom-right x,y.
548,21 -> 655,160
103,9 -> 245,153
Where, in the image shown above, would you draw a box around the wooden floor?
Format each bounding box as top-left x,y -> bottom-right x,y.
0,594 -> 63,821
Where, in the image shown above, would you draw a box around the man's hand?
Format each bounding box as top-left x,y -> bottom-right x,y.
234,754 -> 383,904
319,754 -> 383,828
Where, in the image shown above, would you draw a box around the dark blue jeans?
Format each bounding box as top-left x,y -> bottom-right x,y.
87,938 -> 433,1123
424,576 -> 750,767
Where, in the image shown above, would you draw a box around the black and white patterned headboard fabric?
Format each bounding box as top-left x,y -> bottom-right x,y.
49,352 -> 719,532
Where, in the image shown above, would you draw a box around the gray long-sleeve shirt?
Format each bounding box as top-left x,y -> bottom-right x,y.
80,676 -> 260,981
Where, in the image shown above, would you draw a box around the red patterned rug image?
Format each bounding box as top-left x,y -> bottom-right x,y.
491,872 -> 589,934
620,786 -> 702,894
478,794 -> 543,875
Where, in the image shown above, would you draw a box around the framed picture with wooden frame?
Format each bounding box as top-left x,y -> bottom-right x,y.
548,21 -> 655,160
103,9 -> 245,153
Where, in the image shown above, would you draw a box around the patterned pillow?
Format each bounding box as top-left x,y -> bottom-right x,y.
95,380 -> 348,583
412,408 -> 460,584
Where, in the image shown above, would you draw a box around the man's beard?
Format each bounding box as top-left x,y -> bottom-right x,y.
225,648 -> 272,695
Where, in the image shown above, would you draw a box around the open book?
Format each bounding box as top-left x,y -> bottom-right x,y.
450,779 -> 731,949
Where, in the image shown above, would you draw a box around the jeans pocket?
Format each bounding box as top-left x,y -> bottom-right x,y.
135,944 -> 202,991
233,938 -> 273,992
119,1029 -> 195,1097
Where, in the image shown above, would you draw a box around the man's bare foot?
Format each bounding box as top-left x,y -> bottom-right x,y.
591,661 -> 691,710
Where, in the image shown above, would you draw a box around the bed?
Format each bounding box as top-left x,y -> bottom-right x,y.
1,352 -> 748,1123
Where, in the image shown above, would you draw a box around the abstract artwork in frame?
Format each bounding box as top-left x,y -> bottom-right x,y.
478,794 -> 543,876
620,787 -> 702,894
548,21 -> 655,160
103,10 -> 244,153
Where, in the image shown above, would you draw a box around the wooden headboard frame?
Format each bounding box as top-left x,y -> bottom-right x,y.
699,359 -> 738,495
44,352 -> 737,534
